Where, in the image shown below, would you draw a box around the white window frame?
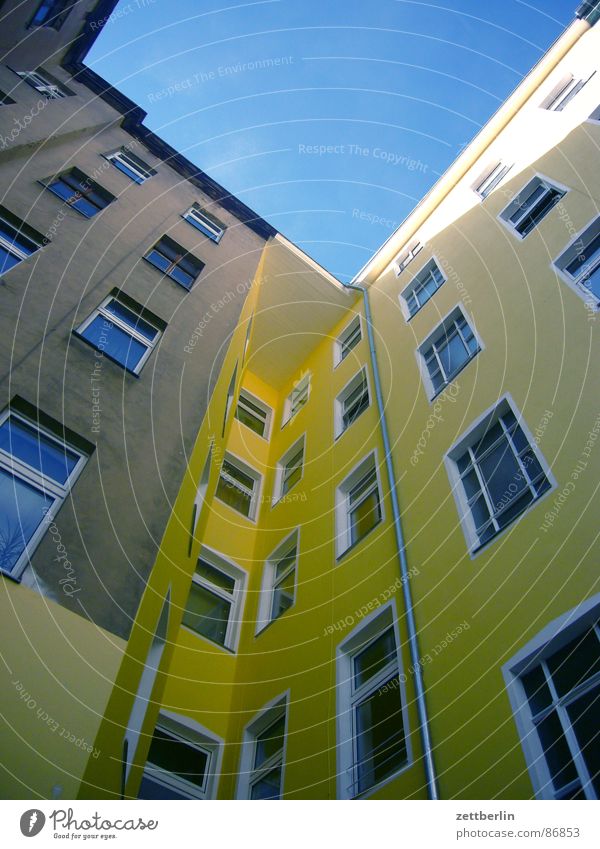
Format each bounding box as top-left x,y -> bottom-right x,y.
334,367 -> 371,438
399,256 -> 446,320
183,205 -> 226,243
181,546 -> 247,652
503,593 -> 600,800
553,214 -> 600,311
235,389 -> 272,440
540,70 -> 596,111
499,175 -> 567,239
214,451 -> 262,522
0,407 -> 88,579
15,69 -> 68,99
256,530 -> 299,633
473,160 -> 513,199
445,394 -> 555,556
75,294 -> 162,375
104,147 -> 156,183
394,239 -> 423,276
334,314 -> 362,367
336,602 -> 411,799
0,210 -> 44,275
273,435 -> 305,505
139,711 -> 223,800
236,692 -> 289,800
335,450 -> 384,559
282,373 -> 311,426
416,304 -> 482,400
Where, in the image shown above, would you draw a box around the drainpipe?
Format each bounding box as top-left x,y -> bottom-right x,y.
343,280 -> 439,800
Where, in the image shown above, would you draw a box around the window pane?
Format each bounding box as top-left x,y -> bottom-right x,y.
271,568 -> 295,620
169,264 -> 194,289
353,628 -> 396,689
146,249 -> 172,274
0,467 -> 54,573
478,437 -> 528,513
197,559 -> 236,594
355,675 -> 407,795
536,710 -> 579,791
250,766 -> 282,799
111,157 -> 144,183
437,331 -> 469,378
0,417 -> 79,484
103,299 -> 158,342
566,683 -> 600,797
521,665 -> 553,716
546,627 -> 600,697
350,489 -> 380,545
254,715 -> 285,769
80,315 -> 147,372
146,727 -> 209,791
0,245 -> 22,274
566,232 -> 600,278
236,397 -> 266,436
182,582 -> 231,646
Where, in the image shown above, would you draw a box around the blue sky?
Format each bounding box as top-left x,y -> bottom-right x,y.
87,0 -> 575,281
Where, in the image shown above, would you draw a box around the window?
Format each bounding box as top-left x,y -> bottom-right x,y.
473,161 -> 513,199
75,292 -> 164,375
0,206 -> 45,275
104,147 -> 156,184
183,204 -> 226,243
334,315 -> 362,365
138,714 -> 221,800
446,399 -> 552,552
29,0 -> 74,29
0,90 -> 15,105
181,549 -> 245,651
500,176 -> 565,238
589,104 -> 600,121
41,167 -> 115,217
215,453 -> 261,520
144,235 -> 204,290
0,402 -> 89,579
336,453 -> 382,557
541,71 -> 595,111
400,258 -> 446,319
274,437 -> 304,503
418,307 -> 480,398
335,368 -> 370,438
394,239 -> 423,275
191,444 -> 213,541
257,532 -> 298,631
235,390 -> 271,439
283,374 -> 310,425
15,69 -> 72,99
505,597 -> 600,800
238,696 -> 288,799
554,215 -> 600,308
337,607 -> 409,798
